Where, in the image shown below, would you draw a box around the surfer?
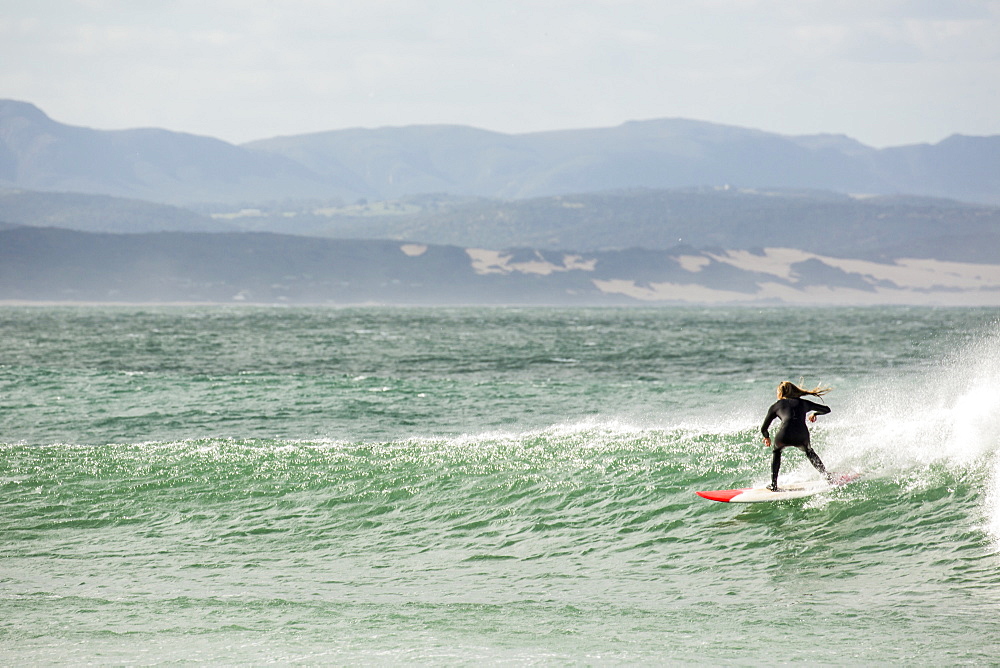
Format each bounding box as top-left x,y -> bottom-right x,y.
760,381 -> 831,491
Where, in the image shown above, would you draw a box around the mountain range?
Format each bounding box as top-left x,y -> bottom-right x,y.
3,99 -> 999,305
3,99 -> 999,207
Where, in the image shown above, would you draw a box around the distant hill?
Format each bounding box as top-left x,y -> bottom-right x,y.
3,227 -> 999,306
2,99 -> 999,206
0,100 -> 343,205
246,119 -> 1000,205
0,188 -> 229,233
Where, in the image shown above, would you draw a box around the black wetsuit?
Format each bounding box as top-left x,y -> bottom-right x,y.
760,397 -> 831,489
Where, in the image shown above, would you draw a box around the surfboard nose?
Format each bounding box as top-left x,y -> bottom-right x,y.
695,488 -> 748,503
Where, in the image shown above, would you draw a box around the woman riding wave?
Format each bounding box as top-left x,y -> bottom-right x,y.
760,381 -> 832,491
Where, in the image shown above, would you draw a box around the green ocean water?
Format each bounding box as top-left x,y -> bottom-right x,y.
2,305 -> 1000,664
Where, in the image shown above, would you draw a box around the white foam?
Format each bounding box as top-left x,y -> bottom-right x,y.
822,323 -> 1000,540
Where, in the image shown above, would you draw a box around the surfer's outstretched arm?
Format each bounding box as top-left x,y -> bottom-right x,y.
805,401 -> 831,422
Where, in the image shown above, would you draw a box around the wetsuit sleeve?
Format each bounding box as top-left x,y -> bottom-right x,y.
803,400 -> 831,416
761,402 -> 779,437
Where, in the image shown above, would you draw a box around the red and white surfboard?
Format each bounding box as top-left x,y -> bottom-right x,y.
696,472 -> 861,503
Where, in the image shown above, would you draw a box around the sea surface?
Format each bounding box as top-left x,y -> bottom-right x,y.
2,305 -> 1000,665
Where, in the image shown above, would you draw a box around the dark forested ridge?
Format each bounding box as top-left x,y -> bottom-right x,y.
4,226 -> 999,306
236,188 -> 1000,263
0,227 -> 608,304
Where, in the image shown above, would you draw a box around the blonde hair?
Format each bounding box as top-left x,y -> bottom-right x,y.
777,381 -> 831,400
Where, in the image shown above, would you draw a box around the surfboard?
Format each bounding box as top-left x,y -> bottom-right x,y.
696,472 -> 861,503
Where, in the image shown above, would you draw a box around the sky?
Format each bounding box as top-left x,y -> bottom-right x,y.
2,0 -> 999,147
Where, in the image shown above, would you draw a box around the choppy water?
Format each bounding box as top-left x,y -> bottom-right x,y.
2,306 -> 1000,664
